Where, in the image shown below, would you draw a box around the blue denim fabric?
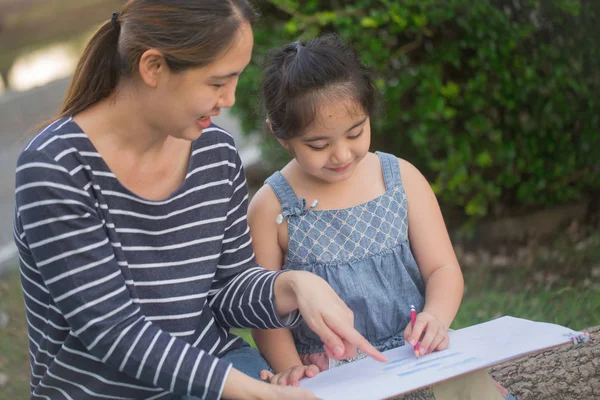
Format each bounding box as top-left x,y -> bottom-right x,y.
265,152 -> 426,355
179,341 -> 270,400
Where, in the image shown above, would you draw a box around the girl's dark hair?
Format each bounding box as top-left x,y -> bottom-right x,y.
262,34 -> 377,140
58,0 -> 256,118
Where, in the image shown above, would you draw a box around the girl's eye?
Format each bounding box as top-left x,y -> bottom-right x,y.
348,129 -> 364,140
308,144 -> 328,151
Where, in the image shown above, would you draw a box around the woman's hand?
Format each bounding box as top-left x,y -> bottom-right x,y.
223,367 -> 318,399
275,271 -> 387,363
260,364 -> 320,387
403,311 -> 449,356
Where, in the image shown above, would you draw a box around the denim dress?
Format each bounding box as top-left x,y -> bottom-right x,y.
265,151 -> 426,370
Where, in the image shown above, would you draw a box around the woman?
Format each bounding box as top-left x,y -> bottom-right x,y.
13,1 -> 384,399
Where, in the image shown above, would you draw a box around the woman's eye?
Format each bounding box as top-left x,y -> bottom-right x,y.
212,83 -> 225,88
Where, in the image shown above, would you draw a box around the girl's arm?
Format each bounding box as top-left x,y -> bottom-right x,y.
248,185 -> 309,377
400,158 -> 465,353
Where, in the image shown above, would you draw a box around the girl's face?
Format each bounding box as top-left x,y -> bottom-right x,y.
282,98 -> 371,184
150,22 -> 254,141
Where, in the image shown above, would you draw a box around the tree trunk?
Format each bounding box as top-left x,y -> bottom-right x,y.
491,326 -> 600,399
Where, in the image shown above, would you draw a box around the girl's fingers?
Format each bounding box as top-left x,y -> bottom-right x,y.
410,318 -> 427,347
306,364 -> 320,378
289,366 -> 307,386
272,373 -> 284,386
429,330 -> 446,353
261,370 -> 274,381
436,334 -> 450,351
419,324 -> 438,355
279,373 -> 289,386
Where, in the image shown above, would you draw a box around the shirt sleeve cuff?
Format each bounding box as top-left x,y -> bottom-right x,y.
268,270 -> 303,328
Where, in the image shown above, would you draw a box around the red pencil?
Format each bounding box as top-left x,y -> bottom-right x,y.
410,305 -> 420,358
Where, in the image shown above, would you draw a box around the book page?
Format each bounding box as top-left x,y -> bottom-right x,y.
299,316 -> 578,400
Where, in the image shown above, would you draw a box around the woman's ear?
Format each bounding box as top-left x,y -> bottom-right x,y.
278,139 -> 289,149
138,49 -> 166,88
265,119 -> 274,134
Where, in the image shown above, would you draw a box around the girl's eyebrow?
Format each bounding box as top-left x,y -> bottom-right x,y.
303,117 -> 367,142
346,117 -> 368,132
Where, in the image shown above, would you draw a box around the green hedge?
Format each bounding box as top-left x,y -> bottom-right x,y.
234,0 -> 600,219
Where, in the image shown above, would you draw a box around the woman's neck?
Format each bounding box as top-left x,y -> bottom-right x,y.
72,83 -> 193,201
75,80 -> 173,156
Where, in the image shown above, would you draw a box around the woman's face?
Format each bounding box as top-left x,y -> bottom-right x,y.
149,22 -> 254,141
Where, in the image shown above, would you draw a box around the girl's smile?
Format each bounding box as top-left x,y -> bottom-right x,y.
327,163 -> 352,173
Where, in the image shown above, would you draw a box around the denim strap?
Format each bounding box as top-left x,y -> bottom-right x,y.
376,151 -> 403,190
265,171 -> 301,208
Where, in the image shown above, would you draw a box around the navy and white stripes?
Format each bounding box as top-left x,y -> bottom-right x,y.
14,117 -> 300,399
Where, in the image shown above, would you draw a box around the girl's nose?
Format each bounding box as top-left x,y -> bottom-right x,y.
331,146 -> 352,165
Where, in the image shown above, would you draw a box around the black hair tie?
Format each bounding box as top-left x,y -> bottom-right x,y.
111,11 -> 120,26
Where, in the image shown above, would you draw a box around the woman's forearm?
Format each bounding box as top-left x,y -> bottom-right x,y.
273,270 -> 301,316
422,264 -> 464,329
222,367 -> 270,399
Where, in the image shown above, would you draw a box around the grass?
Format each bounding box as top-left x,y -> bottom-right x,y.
0,273 -> 30,400
1,232 -> 598,398
454,269 -> 599,331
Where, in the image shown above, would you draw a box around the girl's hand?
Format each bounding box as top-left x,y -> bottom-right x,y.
277,271 -> 387,363
260,364 -> 320,386
403,311 -> 449,355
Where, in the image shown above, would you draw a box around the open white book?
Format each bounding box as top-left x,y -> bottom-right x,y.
299,316 -> 582,400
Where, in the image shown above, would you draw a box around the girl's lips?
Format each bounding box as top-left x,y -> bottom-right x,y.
197,117 -> 212,129
328,163 -> 351,173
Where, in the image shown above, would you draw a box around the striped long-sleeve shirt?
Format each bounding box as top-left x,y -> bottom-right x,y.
14,117 -> 300,400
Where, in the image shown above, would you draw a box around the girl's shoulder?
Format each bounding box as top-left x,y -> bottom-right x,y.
247,177 -> 284,224
374,152 -> 431,202
396,157 -> 429,191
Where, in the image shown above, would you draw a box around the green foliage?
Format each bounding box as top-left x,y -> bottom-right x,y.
233,0 -> 600,219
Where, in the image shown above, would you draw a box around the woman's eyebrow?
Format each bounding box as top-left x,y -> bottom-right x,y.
209,71 -> 240,80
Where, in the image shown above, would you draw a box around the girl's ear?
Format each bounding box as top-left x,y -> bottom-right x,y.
138,49 -> 166,88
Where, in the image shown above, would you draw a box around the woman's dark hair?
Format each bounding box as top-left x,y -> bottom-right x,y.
58,0 -> 256,118
262,34 -> 377,140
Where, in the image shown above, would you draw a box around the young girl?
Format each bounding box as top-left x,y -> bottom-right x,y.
14,3 -> 384,399
249,35 -> 513,399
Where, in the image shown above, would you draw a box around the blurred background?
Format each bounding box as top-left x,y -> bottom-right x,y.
0,1 -> 598,398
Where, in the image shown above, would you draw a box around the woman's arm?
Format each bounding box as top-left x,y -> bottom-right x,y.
15,150 -> 232,399
208,153 -> 302,330
400,158 -> 464,351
